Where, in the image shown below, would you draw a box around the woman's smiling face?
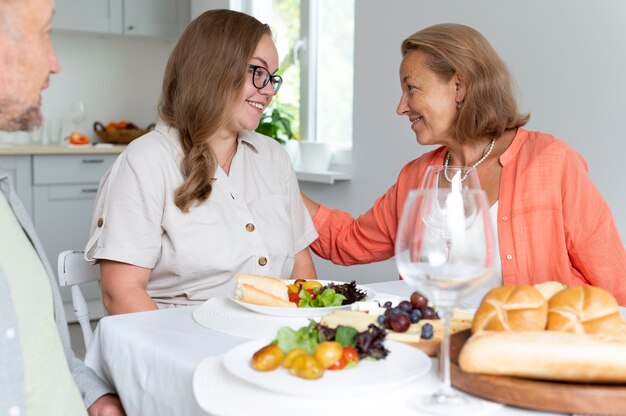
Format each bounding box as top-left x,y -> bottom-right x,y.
396,49 -> 461,147
225,34 -> 279,134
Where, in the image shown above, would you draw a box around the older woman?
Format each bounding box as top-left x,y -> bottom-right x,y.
86,10 -> 317,314
303,23 -> 626,304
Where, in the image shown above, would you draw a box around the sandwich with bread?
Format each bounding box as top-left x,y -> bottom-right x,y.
459,283 -> 626,383
234,274 -> 295,308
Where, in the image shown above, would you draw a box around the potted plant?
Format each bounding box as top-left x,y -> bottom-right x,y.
255,101 -> 298,145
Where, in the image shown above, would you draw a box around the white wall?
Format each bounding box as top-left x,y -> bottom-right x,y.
302,0 -> 626,284
40,33 -> 176,139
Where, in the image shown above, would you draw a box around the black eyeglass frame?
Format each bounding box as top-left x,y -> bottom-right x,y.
248,64 -> 283,93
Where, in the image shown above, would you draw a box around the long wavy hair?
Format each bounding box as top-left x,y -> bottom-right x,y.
159,9 -> 271,212
401,23 -> 529,143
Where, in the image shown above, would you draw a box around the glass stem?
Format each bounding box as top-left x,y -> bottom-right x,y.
438,304 -> 454,396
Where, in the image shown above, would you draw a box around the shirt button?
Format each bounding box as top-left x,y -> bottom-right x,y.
258,257 -> 268,266
506,254 -> 513,260
97,218 -> 104,227
5,328 -> 16,339
501,216 -> 508,222
245,223 -> 255,232
9,405 -> 21,416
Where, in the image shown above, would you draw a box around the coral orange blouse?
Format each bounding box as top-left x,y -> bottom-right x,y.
311,129 -> 626,304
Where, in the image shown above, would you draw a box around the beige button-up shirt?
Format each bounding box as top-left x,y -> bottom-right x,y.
86,121 -> 317,306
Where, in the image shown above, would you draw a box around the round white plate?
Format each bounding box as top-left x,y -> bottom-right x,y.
221,339 -> 431,397
230,280 -> 376,318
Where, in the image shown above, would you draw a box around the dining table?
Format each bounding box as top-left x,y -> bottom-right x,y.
84,280 -> 592,416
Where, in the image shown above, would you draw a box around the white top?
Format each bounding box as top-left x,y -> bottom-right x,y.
85,120 -> 317,306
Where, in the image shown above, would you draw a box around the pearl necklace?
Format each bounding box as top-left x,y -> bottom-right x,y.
444,138 -> 496,182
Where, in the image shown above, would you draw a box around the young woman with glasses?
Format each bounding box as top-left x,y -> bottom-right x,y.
85,10 -> 317,314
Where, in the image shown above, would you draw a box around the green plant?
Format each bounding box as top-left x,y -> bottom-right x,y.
256,102 -> 298,145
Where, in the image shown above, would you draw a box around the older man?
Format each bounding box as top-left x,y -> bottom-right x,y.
0,0 -> 124,414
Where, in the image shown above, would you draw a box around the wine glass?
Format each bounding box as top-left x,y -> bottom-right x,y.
395,188 -> 495,414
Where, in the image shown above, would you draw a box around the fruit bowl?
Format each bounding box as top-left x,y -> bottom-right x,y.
93,121 -> 155,145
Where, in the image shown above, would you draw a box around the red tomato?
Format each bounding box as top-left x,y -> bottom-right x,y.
305,288 -> 317,299
69,132 -> 90,145
327,356 -> 347,371
288,292 -> 300,305
343,347 -> 359,363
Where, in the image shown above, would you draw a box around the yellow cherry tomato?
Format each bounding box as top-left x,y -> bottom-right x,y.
313,341 -> 344,369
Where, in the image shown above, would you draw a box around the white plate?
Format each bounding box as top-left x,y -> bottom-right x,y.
230,280 -> 376,318
221,339 -> 431,397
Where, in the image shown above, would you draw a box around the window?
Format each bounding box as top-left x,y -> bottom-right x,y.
234,0 -> 355,148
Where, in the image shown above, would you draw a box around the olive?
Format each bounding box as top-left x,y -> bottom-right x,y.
410,308 -> 422,323
410,291 -> 429,309
251,344 -> 284,372
282,348 -> 308,369
289,354 -> 324,379
421,323 -> 434,340
314,341 -> 344,369
388,313 -> 411,332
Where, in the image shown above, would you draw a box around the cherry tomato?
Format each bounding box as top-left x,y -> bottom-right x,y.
327,356 -> 347,370
342,346 -> 359,363
288,292 -> 300,304
314,341 -> 343,369
305,288 -> 317,299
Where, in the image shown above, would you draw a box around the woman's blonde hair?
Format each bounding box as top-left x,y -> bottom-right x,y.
159,9 -> 271,212
401,23 -> 529,142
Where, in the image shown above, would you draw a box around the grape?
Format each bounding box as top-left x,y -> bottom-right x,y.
421,323 -> 434,339
410,291 -> 428,309
421,306 -> 437,320
377,315 -> 385,325
389,307 -> 403,317
384,308 -> 393,318
410,308 -> 422,323
388,313 -> 411,332
383,301 -> 393,308
398,300 -> 413,313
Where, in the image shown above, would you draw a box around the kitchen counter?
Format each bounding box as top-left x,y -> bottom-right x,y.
0,144 -> 126,155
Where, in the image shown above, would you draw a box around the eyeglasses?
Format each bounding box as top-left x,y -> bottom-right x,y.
248,64 -> 283,94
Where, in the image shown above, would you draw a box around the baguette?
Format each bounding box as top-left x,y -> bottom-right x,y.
458,330 -> 626,383
234,274 -> 295,308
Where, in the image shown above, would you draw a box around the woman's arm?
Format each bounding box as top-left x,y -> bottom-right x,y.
301,192 -> 320,218
99,260 -> 158,315
290,248 -> 317,280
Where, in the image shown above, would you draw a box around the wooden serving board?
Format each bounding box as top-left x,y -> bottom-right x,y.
449,330 -> 626,415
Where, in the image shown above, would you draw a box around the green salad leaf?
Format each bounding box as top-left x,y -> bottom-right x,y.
298,287 -> 346,308
274,320 -> 319,354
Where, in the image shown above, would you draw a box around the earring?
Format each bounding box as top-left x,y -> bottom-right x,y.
456,101 -> 463,109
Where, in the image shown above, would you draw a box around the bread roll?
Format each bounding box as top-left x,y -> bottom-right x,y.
533,281 -> 567,300
234,274 -> 295,308
547,286 -> 622,335
459,330 -> 626,383
471,285 -> 547,333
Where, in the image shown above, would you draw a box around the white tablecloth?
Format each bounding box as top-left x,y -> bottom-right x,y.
84,280 -> 565,416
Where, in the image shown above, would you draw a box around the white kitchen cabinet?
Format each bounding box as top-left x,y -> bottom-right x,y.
124,0 -> 191,38
0,155 -> 34,217
53,0 -> 190,39
53,0 -> 124,35
32,154 -> 117,312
